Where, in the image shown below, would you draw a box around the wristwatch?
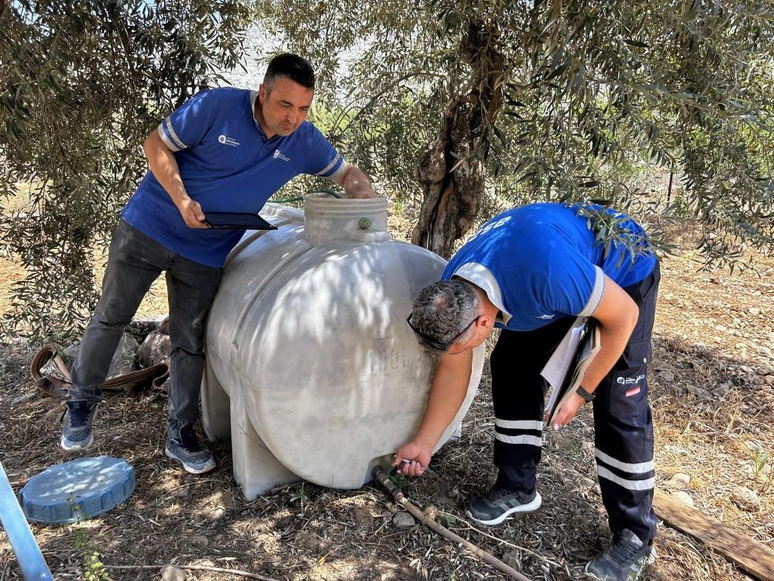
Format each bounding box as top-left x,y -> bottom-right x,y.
576,386 -> 596,402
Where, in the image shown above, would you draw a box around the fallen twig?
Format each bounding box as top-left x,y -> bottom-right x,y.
456,515 -> 565,570
372,467 -> 533,581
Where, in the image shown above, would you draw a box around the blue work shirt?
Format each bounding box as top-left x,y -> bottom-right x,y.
443,203 -> 657,331
122,87 -> 344,267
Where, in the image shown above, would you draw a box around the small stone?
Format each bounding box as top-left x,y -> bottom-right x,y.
664,445 -> 689,456
435,495 -> 456,508
161,565 -> 186,581
502,550 -> 522,570
392,511 -> 415,528
731,487 -> 760,512
12,393 -> 37,405
754,346 -> 772,358
749,307 -> 761,316
712,384 -> 730,397
667,473 -> 691,489
658,369 -> 675,382
671,491 -> 694,507
191,535 -> 209,548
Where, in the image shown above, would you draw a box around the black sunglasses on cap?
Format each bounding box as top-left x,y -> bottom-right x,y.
406,314 -> 480,352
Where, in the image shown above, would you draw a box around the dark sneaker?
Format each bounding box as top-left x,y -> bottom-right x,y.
165,426 -> 216,474
61,400 -> 98,451
585,528 -> 656,581
466,486 -> 542,526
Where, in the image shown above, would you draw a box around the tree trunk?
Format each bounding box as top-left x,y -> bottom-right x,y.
412,20 -> 504,258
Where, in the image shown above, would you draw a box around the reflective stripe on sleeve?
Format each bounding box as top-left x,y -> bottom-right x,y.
580,266 -> 605,316
317,154 -> 345,178
159,121 -> 186,151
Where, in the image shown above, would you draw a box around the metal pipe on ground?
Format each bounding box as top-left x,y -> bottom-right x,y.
372,467 -> 533,581
0,461 -> 53,581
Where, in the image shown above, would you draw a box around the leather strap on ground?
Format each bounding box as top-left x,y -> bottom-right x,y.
31,343 -> 169,399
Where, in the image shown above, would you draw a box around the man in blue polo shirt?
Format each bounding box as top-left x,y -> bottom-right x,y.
60,53 -> 376,474
395,203 -> 660,581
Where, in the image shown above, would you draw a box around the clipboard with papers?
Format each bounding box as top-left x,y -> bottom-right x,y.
541,316 -> 601,424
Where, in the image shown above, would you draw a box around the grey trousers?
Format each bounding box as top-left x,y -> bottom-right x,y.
69,220 -> 223,440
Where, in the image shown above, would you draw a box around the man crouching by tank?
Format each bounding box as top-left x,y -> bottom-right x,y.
394,202 -> 660,581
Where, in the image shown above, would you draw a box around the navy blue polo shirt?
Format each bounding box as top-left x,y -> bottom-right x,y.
443,203 -> 657,332
122,87 -> 344,267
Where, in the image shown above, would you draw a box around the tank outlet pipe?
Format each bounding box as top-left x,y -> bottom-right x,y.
372,467 -> 533,581
0,461 -> 54,580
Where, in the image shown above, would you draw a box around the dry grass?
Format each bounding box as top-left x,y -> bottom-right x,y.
0,215 -> 772,581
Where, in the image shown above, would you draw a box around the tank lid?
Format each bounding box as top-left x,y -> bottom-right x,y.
18,456 -> 135,524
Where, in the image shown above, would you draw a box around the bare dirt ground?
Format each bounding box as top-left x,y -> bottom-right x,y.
1,219 -> 773,581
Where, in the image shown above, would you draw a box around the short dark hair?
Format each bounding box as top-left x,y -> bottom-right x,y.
408,280 -> 480,352
263,53 -> 315,91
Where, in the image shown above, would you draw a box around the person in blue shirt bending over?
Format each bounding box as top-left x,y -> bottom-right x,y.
395,203 -> 659,581
60,53 -> 376,474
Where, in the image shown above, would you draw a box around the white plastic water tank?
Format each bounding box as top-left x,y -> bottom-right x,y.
202,194 -> 485,500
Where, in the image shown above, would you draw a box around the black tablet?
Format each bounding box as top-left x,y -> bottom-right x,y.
203,212 -> 278,230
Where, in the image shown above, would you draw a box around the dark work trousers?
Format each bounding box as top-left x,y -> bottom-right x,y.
69,219 -> 223,441
489,261 -> 660,544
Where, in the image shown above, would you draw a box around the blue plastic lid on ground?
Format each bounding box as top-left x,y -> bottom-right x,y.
18,456 -> 135,524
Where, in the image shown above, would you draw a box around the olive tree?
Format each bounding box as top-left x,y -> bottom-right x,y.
0,0 -> 250,341
257,0 -> 774,261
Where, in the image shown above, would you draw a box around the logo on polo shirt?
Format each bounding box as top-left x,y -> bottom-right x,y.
537,314 -> 556,320
218,135 -> 240,147
477,215 -> 512,237
273,149 -> 290,162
